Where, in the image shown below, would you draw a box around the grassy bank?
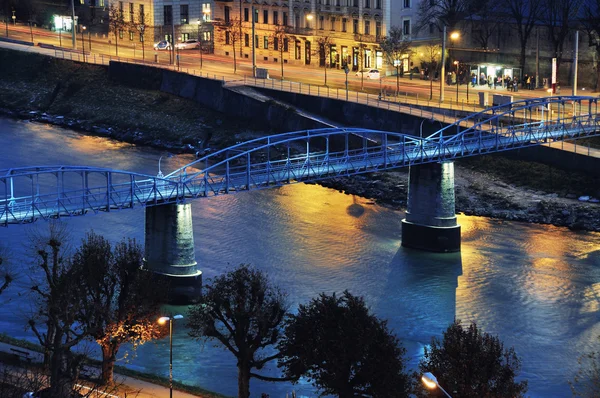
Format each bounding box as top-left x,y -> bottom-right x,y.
0,333 -> 229,398
0,48 -> 268,150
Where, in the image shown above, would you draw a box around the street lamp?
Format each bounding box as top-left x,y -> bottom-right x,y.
306,13 -> 314,29
454,60 -> 459,103
158,314 -> 184,398
440,28 -> 459,102
81,25 -> 86,62
422,372 -> 453,398
197,19 -> 203,69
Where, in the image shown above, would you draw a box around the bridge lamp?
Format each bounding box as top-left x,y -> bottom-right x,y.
421,372 -> 453,398
158,314 -> 184,398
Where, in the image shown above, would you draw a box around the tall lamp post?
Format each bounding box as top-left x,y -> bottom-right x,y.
81,25 -> 86,62
422,372 -> 453,398
453,60 -> 459,103
197,18 -> 203,69
440,28 -> 459,102
158,314 -> 184,398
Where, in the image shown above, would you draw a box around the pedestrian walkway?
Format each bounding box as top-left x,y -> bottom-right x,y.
0,342 -> 213,398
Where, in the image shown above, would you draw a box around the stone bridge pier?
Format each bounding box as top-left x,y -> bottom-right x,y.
144,203 -> 202,303
401,161 -> 461,252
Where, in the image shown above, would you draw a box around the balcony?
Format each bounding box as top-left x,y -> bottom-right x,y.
284,26 -> 313,36
353,33 -> 384,44
317,5 -> 347,14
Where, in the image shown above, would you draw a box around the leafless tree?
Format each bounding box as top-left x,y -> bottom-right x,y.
543,0 -> 583,78
314,35 -> 333,86
26,222 -> 87,397
131,7 -> 150,60
468,0 -> 505,51
421,43 -> 442,100
0,243 -> 12,296
580,0 -> 600,89
381,26 -> 412,93
416,0 -> 471,34
271,25 -> 290,80
108,4 -> 126,56
216,17 -> 243,72
503,0 -> 543,77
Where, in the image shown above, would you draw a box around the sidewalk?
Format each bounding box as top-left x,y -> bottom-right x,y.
0,342 -> 211,398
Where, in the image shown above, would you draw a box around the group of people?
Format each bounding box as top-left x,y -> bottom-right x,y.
466,72 -> 538,91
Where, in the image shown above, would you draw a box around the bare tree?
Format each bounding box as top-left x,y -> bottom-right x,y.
543,0 -> 583,78
108,4 -> 126,56
468,0 -> 504,51
580,0 -> 600,89
73,232 -> 164,385
27,222 -> 88,397
421,43 -> 442,100
356,34 -> 367,90
381,26 -> 412,94
0,243 -> 12,296
314,35 -> 333,86
416,0 -> 472,34
131,6 -> 150,60
503,0 -> 543,77
216,17 -> 242,72
271,25 -> 290,80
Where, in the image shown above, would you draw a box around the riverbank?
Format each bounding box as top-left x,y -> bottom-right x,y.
2,48 -> 600,231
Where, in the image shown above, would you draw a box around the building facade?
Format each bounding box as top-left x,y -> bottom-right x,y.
107,0 -> 215,52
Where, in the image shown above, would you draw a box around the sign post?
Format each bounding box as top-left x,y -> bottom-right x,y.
551,57 -> 557,94
344,64 -> 349,101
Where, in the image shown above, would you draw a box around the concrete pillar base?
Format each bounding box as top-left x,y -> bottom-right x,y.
401,220 -> 461,253
143,268 -> 203,305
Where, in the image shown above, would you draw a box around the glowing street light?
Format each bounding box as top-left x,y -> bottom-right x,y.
158,314 -> 184,398
440,28 -> 460,102
421,372 -> 453,398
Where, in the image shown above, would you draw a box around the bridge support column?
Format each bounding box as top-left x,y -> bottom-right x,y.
401,162 -> 461,252
144,203 -> 202,303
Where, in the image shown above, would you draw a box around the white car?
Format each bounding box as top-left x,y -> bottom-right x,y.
153,40 -> 171,51
356,69 -> 381,79
175,39 -> 200,50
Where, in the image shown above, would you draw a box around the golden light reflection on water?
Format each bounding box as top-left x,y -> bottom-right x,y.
273,183 -> 382,269
66,134 -> 132,154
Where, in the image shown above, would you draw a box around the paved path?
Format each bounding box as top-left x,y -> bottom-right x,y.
0,342 -> 212,398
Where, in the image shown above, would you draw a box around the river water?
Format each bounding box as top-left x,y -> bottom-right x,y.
0,118 -> 599,397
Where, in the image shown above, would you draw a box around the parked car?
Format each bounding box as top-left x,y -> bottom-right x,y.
175,39 -> 200,50
355,69 -> 381,79
153,40 -> 171,51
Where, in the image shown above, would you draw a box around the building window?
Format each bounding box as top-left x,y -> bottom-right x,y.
330,17 -> 336,30
319,15 -> 324,30
224,6 -> 230,23
119,30 -> 124,39
342,18 -> 347,32
140,33 -> 144,42
403,19 -> 410,35
283,12 -> 288,26
353,0 -> 358,6
119,1 -> 123,19
163,5 -> 172,25
129,3 -> 134,22
180,5 -> 188,24
274,37 -> 279,50
404,0 -> 411,7
364,20 -> 370,35
245,33 -> 249,47
273,11 -> 279,25
353,19 -> 358,33
139,4 -> 144,21
264,36 -> 268,49
225,31 -> 230,44
429,23 -> 435,34
376,0 -> 381,8
202,4 -> 211,21
365,0 -> 370,8
129,31 -> 134,40
263,10 -> 268,24
243,7 -> 249,22
255,35 -> 259,48
283,38 -> 289,51
182,33 -> 189,40
376,21 -> 381,37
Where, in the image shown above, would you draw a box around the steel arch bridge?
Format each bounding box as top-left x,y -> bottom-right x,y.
1,96 -> 599,226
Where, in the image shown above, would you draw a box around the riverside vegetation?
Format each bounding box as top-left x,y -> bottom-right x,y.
1,48 -> 600,231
